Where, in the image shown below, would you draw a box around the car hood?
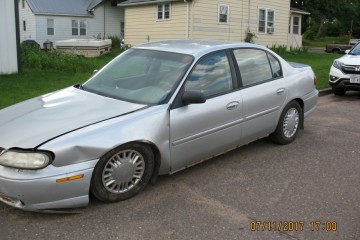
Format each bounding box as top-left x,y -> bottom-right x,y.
337,54 -> 360,65
0,87 -> 146,149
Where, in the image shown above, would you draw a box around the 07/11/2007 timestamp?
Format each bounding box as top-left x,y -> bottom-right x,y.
250,221 -> 337,232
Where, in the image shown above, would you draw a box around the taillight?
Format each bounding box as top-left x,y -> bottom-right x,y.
312,68 -> 317,87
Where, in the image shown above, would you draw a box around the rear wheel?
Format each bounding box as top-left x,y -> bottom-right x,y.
332,49 -> 341,54
91,143 -> 154,202
270,101 -> 302,145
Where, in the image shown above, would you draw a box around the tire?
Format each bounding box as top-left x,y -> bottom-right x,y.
91,143 -> 154,202
332,88 -> 346,96
270,101 -> 302,145
332,49 -> 341,54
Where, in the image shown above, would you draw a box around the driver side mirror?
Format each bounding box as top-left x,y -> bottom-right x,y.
345,50 -> 350,54
182,91 -> 206,105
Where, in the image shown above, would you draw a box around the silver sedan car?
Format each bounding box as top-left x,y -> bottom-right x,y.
0,40 -> 318,212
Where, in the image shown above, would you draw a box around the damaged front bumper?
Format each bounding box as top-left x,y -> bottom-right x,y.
0,159 -> 98,212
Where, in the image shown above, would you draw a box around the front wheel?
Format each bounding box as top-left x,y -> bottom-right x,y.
270,101 -> 302,145
91,143 -> 154,202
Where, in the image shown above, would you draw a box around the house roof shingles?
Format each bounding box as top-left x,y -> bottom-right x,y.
26,0 -> 103,16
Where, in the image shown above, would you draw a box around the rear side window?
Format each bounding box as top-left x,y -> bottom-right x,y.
268,53 -> 282,78
233,48 -> 281,87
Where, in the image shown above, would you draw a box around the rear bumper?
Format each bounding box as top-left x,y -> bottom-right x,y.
302,89 -> 319,118
0,159 -> 97,212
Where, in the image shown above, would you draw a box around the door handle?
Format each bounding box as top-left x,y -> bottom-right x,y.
226,101 -> 239,110
276,88 -> 285,94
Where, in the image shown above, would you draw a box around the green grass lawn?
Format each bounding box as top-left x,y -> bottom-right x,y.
303,36 -> 350,48
282,52 -> 339,89
0,49 -> 339,109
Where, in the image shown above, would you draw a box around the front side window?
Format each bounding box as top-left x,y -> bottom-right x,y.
218,5 -> 229,24
157,3 -> 171,20
233,49 -> 273,87
47,19 -> 54,35
258,8 -> 275,33
185,51 -> 233,98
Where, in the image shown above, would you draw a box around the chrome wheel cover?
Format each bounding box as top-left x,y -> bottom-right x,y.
102,149 -> 145,194
282,107 -> 299,138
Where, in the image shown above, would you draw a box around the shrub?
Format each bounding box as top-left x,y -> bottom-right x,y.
303,25 -> 317,40
21,45 -> 98,73
108,35 -> 121,49
244,28 -> 257,43
268,44 -> 308,56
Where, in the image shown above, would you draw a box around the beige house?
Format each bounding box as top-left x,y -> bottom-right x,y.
119,0 -> 309,49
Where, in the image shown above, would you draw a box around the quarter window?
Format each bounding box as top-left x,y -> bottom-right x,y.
218,5 -> 229,24
157,3 -> 171,20
233,49 -> 273,87
259,8 -> 275,34
47,19 -> 54,35
185,51 -> 233,98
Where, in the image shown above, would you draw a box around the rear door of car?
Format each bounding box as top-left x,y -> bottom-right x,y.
169,50 -> 243,172
231,48 -> 287,144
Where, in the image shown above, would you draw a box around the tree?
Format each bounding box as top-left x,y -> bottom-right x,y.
291,0 -> 360,38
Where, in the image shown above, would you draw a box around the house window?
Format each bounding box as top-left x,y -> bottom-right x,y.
22,0 -> 25,8
47,19 -> 54,35
293,16 -> 300,35
157,3 -> 170,20
72,20 -> 87,36
80,21 -> 86,35
218,5 -> 229,24
23,20 -> 26,31
259,8 -> 275,34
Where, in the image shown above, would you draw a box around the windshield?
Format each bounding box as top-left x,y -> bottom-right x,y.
82,49 -> 194,105
349,42 -> 360,55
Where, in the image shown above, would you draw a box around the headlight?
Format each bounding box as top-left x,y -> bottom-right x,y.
0,150 -> 52,169
333,60 -> 344,70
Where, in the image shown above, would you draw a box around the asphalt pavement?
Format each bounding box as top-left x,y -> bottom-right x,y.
1,92 -> 360,240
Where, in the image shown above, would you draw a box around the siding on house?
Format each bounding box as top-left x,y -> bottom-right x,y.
123,0 -> 290,47
19,0 -> 37,42
0,0 -> 18,74
250,0 -> 290,47
124,2 -> 187,45
189,0 -> 290,46
92,2 -> 124,38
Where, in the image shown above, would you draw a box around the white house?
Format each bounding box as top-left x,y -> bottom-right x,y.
0,0 -> 20,74
119,0 -> 309,49
19,0 -> 124,48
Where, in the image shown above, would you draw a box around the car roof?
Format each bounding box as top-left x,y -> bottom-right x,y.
133,40 -> 264,57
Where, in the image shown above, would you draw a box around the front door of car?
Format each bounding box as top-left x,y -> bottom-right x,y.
232,48 -> 287,144
169,50 -> 242,173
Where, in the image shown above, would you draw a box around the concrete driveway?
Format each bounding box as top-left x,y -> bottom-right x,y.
1,92 -> 360,240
